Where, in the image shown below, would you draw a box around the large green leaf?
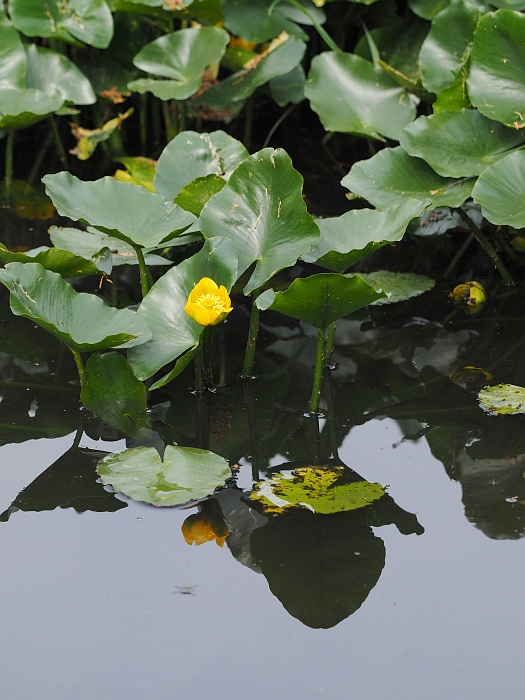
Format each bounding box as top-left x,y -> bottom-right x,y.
8,0 -> 114,47
302,199 -> 428,272
269,64 -> 305,106
468,10 -> 525,129
127,238 -> 237,381
0,242 -> 107,277
154,130 -> 248,201
342,146 -> 475,210
0,10 -> 26,90
129,27 -> 229,100
408,0 -> 451,20
25,44 -> 96,105
221,0 -> 318,42
305,52 -> 417,141
81,351 -> 147,433
472,150 -> 525,227
348,271 -> 436,305
194,34 -> 306,110
478,383 -> 525,416
97,445 -> 231,506
399,109 -> 525,177
0,262 -> 151,352
419,0 -> 480,94
43,172 -> 195,248
174,175 -> 227,217
199,148 -> 319,295
255,273 -> 385,329
0,89 -> 63,129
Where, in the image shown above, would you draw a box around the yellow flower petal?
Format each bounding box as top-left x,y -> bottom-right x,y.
189,277 -> 219,302
184,277 -> 233,326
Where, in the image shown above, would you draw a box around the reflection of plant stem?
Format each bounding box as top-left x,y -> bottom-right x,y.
27,130 -> 53,186
307,413 -> 321,463
324,322 -> 336,365
444,231 -> 474,279
243,378 -> 260,481
218,323 -> 226,387
454,207 -> 513,284
135,246 -> 150,298
324,366 -> 339,461
243,94 -> 255,149
195,391 -> 210,449
195,340 -> 204,393
242,290 -> 261,377
48,115 -> 69,171
4,130 -> 14,208
309,328 -> 325,414
202,326 -> 214,389
178,100 -> 187,133
71,350 -> 85,385
140,94 -> 147,154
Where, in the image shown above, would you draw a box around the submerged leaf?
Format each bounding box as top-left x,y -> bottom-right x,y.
250,467 -> 385,514
478,384 -> 525,416
97,445 -> 231,506
348,271 -> 435,305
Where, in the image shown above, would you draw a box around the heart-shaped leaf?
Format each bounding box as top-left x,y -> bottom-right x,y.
468,10 -> 525,129
43,172 -> 195,248
129,27 -> 229,100
400,109 -> 525,177
419,0 -> 480,94
81,351 -> 147,433
342,146 -> 475,210
472,150 -> 525,227
97,445 -> 231,506
25,44 -> 96,105
199,148 -> 319,295
154,130 -> 248,201
302,199 -> 428,272
256,273 -> 385,329
8,0 -> 114,48
0,262 -> 151,352
347,271 -> 435,305
127,238 -> 238,381
305,52 -> 417,141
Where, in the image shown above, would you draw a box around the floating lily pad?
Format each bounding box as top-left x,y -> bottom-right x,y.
478,383 -> 525,416
250,467 -> 385,514
97,445 -> 231,506
347,271 -> 435,305
0,262 -> 151,352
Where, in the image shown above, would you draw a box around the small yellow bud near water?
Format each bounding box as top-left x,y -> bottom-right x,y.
449,281 -> 487,315
181,511 -> 229,548
184,277 -> 233,326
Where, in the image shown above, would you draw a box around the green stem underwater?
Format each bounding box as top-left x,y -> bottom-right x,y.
135,246 -> 150,298
242,290 -> 261,378
48,116 -> 69,171
324,322 -> 337,366
309,328 -> 325,414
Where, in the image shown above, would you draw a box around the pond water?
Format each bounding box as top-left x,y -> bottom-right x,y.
0,260 -> 524,699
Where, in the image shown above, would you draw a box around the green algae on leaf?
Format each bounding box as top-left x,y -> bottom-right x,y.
478,384 -> 525,416
97,445 -> 231,507
250,466 -> 385,514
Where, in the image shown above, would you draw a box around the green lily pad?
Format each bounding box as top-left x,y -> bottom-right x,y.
472,150 -> 525,227
25,44 -> 96,105
478,383 -> 525,416
81,351 -> 147,433
43,172 -> 195,249
0,10 -> 25,89
0,262 -> 151,352
347,271 -> 436,305
305,52 -> 417,141
408,0 -> 451,20
342,146 -> 475,210
154,129 -> 248,201
468,9 -> 525,129
199,147 -> 319,295
222,0 -> 320,42
0,242 -> 107,277
250,466 -> 385,514
129,27 -> 229,100
97,445 -> 231,506
256,273 -> 385,329
400,109 -> 525,178
8,0 -> 114,48
303,199 -> 428,272
127,237 -> 238,381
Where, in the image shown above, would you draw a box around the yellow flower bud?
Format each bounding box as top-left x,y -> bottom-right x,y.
184,277 -> 233,326
181,511 -> 229,548
449,281 -> 487,316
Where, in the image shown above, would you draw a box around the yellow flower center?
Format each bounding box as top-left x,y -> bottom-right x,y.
197,293 -> 227,311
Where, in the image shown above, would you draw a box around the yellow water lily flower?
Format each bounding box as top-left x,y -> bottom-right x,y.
184,277 -> 233,326
181,512 -> 229,548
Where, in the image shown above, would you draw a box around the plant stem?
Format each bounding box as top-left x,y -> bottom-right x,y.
218,322 -> 226,387
27,130 -> 53,186
309,328 -> 325,414
242,290 -> 261,377
454,207 -> 513,284
140,94 -> 147,155
48,115 -> 69,171
162,100 -> 176,141
202,325 -> 214,389
135,246 -> 150,298
324,322 -> 337,365
71,350 -> 85,385
4,129 -> 14,208
262,103 -> 296,148
243,94 -> 255,149
195,340 -> 204,393
444,231 -> 474,279
178,100 -> 187,133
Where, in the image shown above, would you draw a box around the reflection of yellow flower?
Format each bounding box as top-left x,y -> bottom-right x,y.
181,512 -> 229,548
184,277 -> 233,326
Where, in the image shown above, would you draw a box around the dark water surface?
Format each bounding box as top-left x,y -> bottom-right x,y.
0,272 -> 524,699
